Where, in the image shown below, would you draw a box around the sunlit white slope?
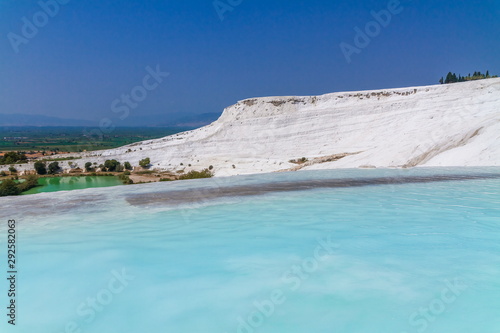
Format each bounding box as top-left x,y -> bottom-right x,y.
8,78 -> 499,177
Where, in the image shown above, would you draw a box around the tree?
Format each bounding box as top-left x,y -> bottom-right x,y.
486,70 -> 490,78
139,158 -> 150,168
104,159 -> 121,172
0,152 -> 27,165
17,175 -> 39,192
439,77 -> 444,84
8,166 -> 17,173
124,161 -> 132,170
48,162 -> 60,175
84,162 -> 93,172
0,179 -> 20,196
34,161 -> 47,175
445,72 -> 453,84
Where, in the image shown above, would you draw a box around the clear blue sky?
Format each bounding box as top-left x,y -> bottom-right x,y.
0,0 -> 499,122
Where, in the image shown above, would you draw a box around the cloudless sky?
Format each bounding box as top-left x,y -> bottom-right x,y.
0,0 -> 499,123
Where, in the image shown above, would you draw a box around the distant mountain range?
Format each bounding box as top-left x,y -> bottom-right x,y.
0,112 -> 221,127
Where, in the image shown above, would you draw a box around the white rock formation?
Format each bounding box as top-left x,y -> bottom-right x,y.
4,78 -> 500,176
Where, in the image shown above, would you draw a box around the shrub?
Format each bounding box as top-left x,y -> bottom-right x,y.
134,170 -> 154,175
85,162 -> 93,172
0,171 -> 7,177
118,174 -> 134,184
124,162 -> 132,170
289,157 -> 308,164
8,166 -> 17,173
104,159 -> 121,172
0,152 -> 27,165
123,170 -> 131,176
34,161 -> 47,175
0,179 -> 20,196
208,165 -> 214,170
48,162 -> 61,175
17,175 -> 39,192
139,158 -> 151,168
179,169 -> 213,180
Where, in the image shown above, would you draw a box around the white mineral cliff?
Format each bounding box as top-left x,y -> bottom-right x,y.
4,78 -> 500,176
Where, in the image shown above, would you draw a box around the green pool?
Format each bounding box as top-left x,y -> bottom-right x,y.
21,176 -> 124,194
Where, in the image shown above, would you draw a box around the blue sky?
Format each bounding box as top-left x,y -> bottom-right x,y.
0,0 -> 499,122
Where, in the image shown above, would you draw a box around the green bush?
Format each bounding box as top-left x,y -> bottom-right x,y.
34,161 -> 47,175
48,162 -> 61,175
0,152 -> 27,165
42,156 -> 81,162
134,170 -> 154,175
124,161 -> 132,170
84,162 -> 93,172
123,170 -> 131,175
104,159 -> 121,172
0,179 -> 20,196
179,169 -> 213,180
8,166 -> 17,173
118,174 -> 134,184
139,158 -> 151,168
17,175 -> 39,193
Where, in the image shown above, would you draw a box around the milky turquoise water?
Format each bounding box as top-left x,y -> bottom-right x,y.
0,168 -> 499,332
21,176 -> 123,195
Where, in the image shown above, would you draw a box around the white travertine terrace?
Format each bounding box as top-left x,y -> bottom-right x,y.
4,78 -> 500,177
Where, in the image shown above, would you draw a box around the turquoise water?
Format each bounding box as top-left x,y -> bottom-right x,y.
21,176 -> 123,194
0,168 -> 499,332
